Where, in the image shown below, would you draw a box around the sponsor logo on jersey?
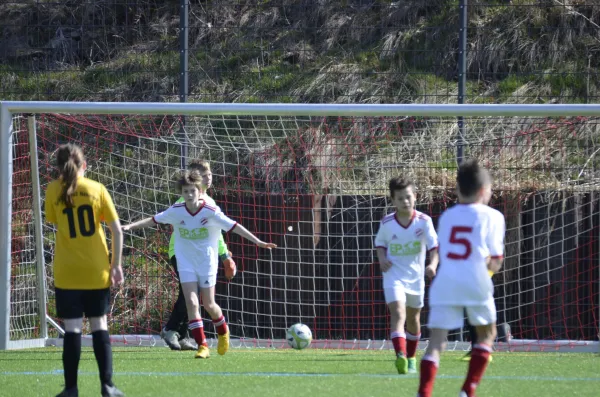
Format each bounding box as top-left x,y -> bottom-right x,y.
389,241 -> 422,256
178,227 -> 209,240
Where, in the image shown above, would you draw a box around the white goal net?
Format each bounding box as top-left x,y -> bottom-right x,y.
1,102 -> 598,352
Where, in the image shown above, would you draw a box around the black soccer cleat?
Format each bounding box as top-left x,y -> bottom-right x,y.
56,388 -> 79,397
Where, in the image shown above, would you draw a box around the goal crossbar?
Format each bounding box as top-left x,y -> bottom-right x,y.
3,101 -> 600,117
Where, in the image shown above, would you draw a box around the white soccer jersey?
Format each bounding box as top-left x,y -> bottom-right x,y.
153,202 -> 237,276
429,203 -> 505,306
374,210 -> 438,294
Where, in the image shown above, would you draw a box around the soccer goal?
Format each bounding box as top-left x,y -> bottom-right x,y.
1,102 -> 598,352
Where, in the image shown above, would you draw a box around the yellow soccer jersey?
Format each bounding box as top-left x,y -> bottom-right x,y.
45,177 -> 119,289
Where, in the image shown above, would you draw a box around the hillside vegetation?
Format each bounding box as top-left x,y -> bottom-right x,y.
1,0 -> 599,104
2,0 -> 599,196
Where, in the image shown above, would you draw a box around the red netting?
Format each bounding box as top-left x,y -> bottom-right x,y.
9,112 -> 599,350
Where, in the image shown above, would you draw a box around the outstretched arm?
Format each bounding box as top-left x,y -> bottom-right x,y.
122,217 -> 155,231
231,224 -> 277,249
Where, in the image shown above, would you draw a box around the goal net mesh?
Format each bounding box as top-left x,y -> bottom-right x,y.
9,111 -> 599,350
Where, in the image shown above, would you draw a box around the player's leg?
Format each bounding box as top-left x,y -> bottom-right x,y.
405,293 -> 423,373
199,276 -> 230,355
417,305 -> 464,397
417,328 -> 448,397
469,321 -> 493,363
85,288 -> 124,397
161,256 -> 186,350
167,257 -> 195,350
460,302 -> 497,397
54,288 -> 84,397
181,277 -> 209,358
461,321 -> 492,363
459,312 -> 476,361
385,286 -> 408,374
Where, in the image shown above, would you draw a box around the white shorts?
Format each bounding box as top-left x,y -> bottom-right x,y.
427,301 -> 497,330
384,286 -> 424,308
179,270 -> 217,288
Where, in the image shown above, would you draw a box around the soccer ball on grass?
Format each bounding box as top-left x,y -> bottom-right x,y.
286,323 -> 312,350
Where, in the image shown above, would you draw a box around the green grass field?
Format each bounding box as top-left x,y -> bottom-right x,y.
1,348 -> 598,396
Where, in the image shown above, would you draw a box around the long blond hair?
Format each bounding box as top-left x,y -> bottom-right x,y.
56,144 -> 84,207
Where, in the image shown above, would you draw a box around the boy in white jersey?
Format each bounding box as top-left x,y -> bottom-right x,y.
417,160 -> 505,397
375,177 -> 439,374
123,170 -> 276,359
161,160 -> 235,351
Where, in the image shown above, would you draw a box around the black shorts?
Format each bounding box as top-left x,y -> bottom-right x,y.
55,287 -> 110,319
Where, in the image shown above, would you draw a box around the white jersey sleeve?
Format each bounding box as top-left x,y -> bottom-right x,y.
374,221 -> 389,248
153,205 -> 179,226
487,210 -> 505,258
424,215 -> 438,250
208,205 -> 238,232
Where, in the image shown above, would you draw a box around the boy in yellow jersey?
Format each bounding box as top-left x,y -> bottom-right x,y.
45,144 -> 124,397
160,160 -> 236,351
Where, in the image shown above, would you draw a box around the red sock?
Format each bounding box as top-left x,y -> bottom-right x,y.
418,355 -> 439,397
212,315 -> 228,335
461,344 -> 492,396
391,331 -> 406,356
188,319 -> 207,347
406,331 -> 421,358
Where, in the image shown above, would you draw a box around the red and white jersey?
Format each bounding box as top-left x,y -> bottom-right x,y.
430,203 -> 505,306
153,201 -> 237,276
374,210 -> 438,294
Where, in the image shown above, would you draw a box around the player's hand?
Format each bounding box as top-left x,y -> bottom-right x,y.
111,266 -> 124,286
122,224 -> 131,232
257,241 -> 277,249
379,258 -> 393,273
223,257 -> 236,280
425,265 -> 437,279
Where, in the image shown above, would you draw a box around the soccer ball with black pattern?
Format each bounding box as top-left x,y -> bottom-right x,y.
286,323 -> 312,350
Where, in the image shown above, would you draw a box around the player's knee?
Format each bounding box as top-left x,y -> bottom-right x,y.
185,298 -> 200,313
89,316 -> 108,332
203,301 -> 219,315
407,309 -> 420,322
476,324 -> 496,344
406,316 -> 420,332
64,318 -> 84,333
388,302 -> 403,316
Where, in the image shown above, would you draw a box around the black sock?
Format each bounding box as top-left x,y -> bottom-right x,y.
62,332 -> 81,390
92,330 -> 113,387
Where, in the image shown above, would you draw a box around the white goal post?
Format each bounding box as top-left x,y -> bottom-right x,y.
1,101 -> 599,352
